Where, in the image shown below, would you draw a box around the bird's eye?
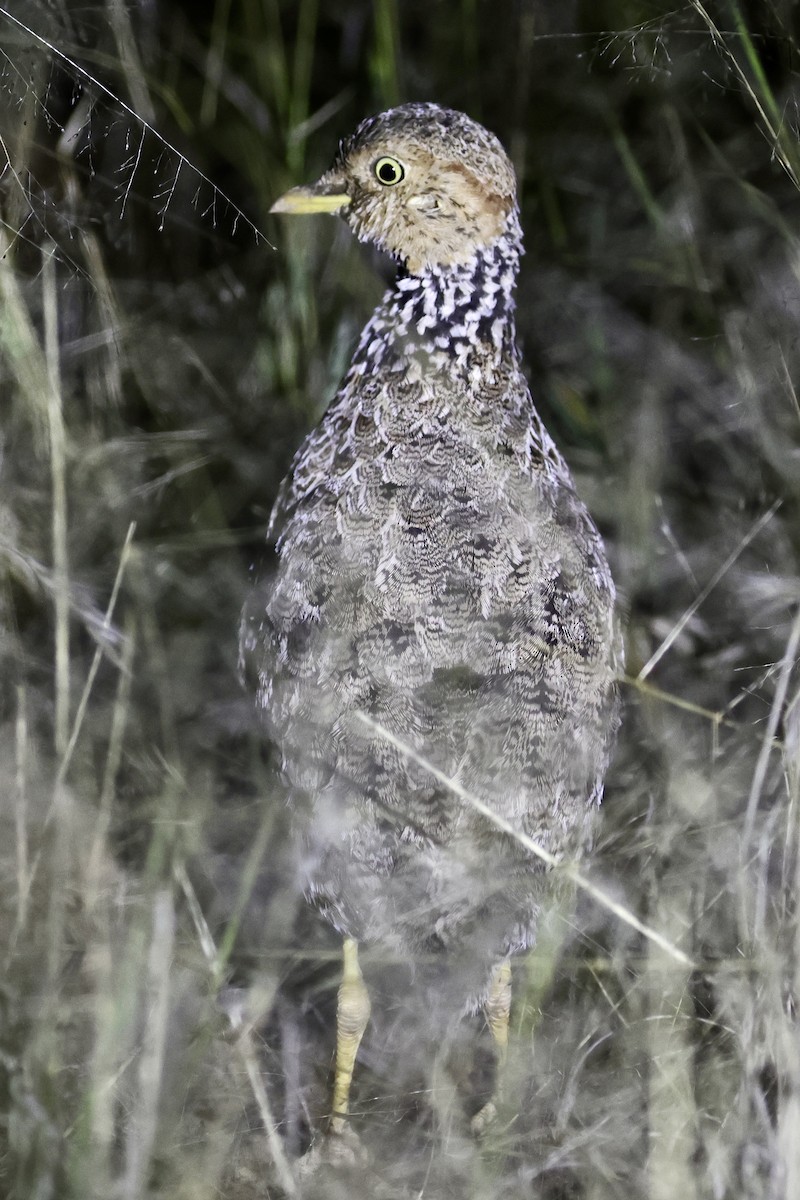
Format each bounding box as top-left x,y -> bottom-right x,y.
374,156 -> 405,186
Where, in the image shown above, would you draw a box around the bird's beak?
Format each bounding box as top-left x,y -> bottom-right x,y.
270,183 -> 351,215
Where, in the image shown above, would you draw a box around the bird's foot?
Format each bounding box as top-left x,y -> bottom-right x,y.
296,1120 -> 367,1180
469,1098 -> 497,1137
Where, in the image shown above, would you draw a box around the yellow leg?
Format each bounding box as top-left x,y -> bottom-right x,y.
471,959 -> 512,1134
330,938 -> 371,1134
485,959 -> 512,1072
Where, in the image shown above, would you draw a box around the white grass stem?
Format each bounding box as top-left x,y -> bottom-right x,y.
353,711 -> 695,968
688,1 -> 800,191
175,864 -> 299,1198
14,685 -> 30,931
43,247 -> 70,757
743,605 -> 800,850
637,500 -> 781,682
645,887 -> 699,1200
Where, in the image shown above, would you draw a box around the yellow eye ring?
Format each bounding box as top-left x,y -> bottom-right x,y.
374,156 -> 405,186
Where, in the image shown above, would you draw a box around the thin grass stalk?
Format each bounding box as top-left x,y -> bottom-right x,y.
57,521 -> 136,788
178,865 -> 299,1198
287,0 -> 318,174
105,0 -> 156,125
199,0 -> 233,127
257,0 -> 290,121
13,684 -> 30,933
213,802 -> 282,976
0,227 -> 51,444
371,0 -> 401,108
86,614 -> 136,909
43,246 -> 70,759
741,605 -> 800,850
122,888 -> 176,1200
645,880 -> 698,1200
638,501 -> 782,683
782,679 -> 800,1194
688,0 -> 800,191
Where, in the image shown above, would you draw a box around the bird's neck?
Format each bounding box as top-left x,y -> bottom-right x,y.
349,216 -> 523,384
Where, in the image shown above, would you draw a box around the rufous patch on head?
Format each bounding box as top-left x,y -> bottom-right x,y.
440,161 -> 513,213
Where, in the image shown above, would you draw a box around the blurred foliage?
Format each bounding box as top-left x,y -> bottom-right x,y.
1,0 -> 799,1197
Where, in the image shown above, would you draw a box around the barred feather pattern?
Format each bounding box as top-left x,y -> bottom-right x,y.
241,202 -> 620,998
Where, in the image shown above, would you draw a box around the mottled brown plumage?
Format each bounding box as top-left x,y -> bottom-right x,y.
241,104 -> 620,1121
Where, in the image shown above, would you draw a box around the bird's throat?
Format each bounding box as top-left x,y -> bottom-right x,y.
348,220 -> 522,383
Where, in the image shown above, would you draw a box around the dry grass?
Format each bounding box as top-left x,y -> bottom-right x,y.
1,2 -> 798,1197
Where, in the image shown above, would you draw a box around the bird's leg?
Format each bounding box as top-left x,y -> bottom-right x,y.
485,958 -> 512,1071
330,938 -> 371,1135
471,959 -> 512,1135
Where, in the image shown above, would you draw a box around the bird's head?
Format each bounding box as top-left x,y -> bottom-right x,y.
270,103 -> 519,275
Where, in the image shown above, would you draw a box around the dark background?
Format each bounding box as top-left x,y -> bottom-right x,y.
1,2 -> 799,1197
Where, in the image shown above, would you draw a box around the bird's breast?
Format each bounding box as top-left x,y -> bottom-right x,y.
239,390 -> 619,955
260,417 -> 616,756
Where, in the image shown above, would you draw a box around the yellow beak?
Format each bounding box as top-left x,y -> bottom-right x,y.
270,185 -> 351,215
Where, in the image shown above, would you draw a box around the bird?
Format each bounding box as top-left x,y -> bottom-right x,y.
240,102 -> 621,1137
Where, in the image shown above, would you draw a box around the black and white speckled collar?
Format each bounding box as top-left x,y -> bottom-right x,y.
347,213 -> 522,384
